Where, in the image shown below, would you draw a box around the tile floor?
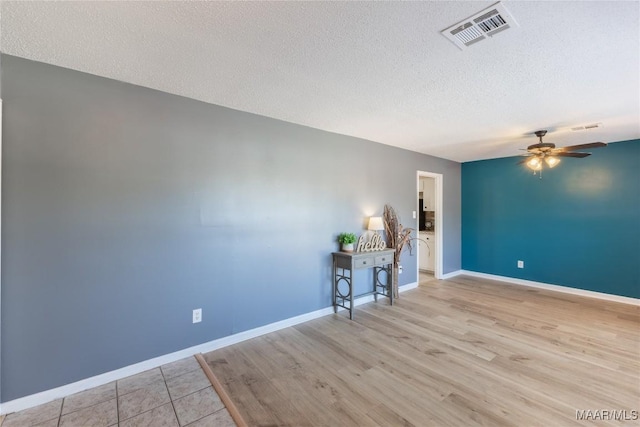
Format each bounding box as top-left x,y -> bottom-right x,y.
1,356 -> 236,427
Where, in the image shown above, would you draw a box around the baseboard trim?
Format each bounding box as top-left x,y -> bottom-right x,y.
399,281 -> 419,291
0,281 -> 418,415
440,269 -> 463,280
459,270 -> 640,306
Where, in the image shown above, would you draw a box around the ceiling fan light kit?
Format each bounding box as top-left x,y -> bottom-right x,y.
545,156 -> 560,168
525,155 -> 560,170
519,129 -> 606,177
526,156 -> 542,171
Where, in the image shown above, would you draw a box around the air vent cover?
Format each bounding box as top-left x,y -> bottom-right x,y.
571,122 -> 604,132
441,2 -> 518,50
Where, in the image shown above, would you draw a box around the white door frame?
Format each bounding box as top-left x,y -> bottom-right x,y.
416,170 -> 443,279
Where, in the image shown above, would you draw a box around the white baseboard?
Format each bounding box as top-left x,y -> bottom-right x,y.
0,281 -> 418,415
440,269 -> 463,280
459,270 -> 640,306
0,306 -> 328,415
399,281 -> 419,292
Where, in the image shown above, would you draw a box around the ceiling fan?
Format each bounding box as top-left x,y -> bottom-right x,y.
518,130 -> 607,173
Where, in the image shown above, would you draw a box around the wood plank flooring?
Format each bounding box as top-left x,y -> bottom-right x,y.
203,275 -> 640,426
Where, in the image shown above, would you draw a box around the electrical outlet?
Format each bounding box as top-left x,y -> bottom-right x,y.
192,308 -> 202,323
399,265 -> 403,274
517,260 -> 524,269
412,211 -> 416,219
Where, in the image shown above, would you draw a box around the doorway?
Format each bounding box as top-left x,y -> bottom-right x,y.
416,171 -> 443,280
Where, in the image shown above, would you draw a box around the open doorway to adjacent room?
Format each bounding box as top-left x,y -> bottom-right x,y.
416,171 -> 443,282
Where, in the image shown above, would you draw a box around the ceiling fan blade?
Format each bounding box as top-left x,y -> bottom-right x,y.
517,158 -> 529,164
555,152 -> 591,158
556,142 -> 607,152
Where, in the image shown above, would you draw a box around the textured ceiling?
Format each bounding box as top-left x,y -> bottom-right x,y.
1,1 -> 639,162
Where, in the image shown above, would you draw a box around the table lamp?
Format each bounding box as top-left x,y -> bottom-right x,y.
368,216 -> 384,237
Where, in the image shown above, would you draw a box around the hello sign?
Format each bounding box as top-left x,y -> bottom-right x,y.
356,233 -> 387,252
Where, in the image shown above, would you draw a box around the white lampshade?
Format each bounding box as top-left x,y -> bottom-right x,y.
367,216 -> 384,231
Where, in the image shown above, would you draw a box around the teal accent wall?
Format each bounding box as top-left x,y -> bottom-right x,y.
462,139 -> 640,299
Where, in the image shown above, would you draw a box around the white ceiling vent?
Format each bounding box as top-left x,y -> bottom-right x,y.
441,2 -> 518,50
571,122 -> 604,132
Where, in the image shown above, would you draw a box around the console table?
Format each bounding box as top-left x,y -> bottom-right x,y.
332,249 -> 395,320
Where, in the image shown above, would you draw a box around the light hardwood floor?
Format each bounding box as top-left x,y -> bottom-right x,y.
203,275 -> 639,426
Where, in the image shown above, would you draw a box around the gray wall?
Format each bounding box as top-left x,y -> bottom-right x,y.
1,54 -> 461,401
